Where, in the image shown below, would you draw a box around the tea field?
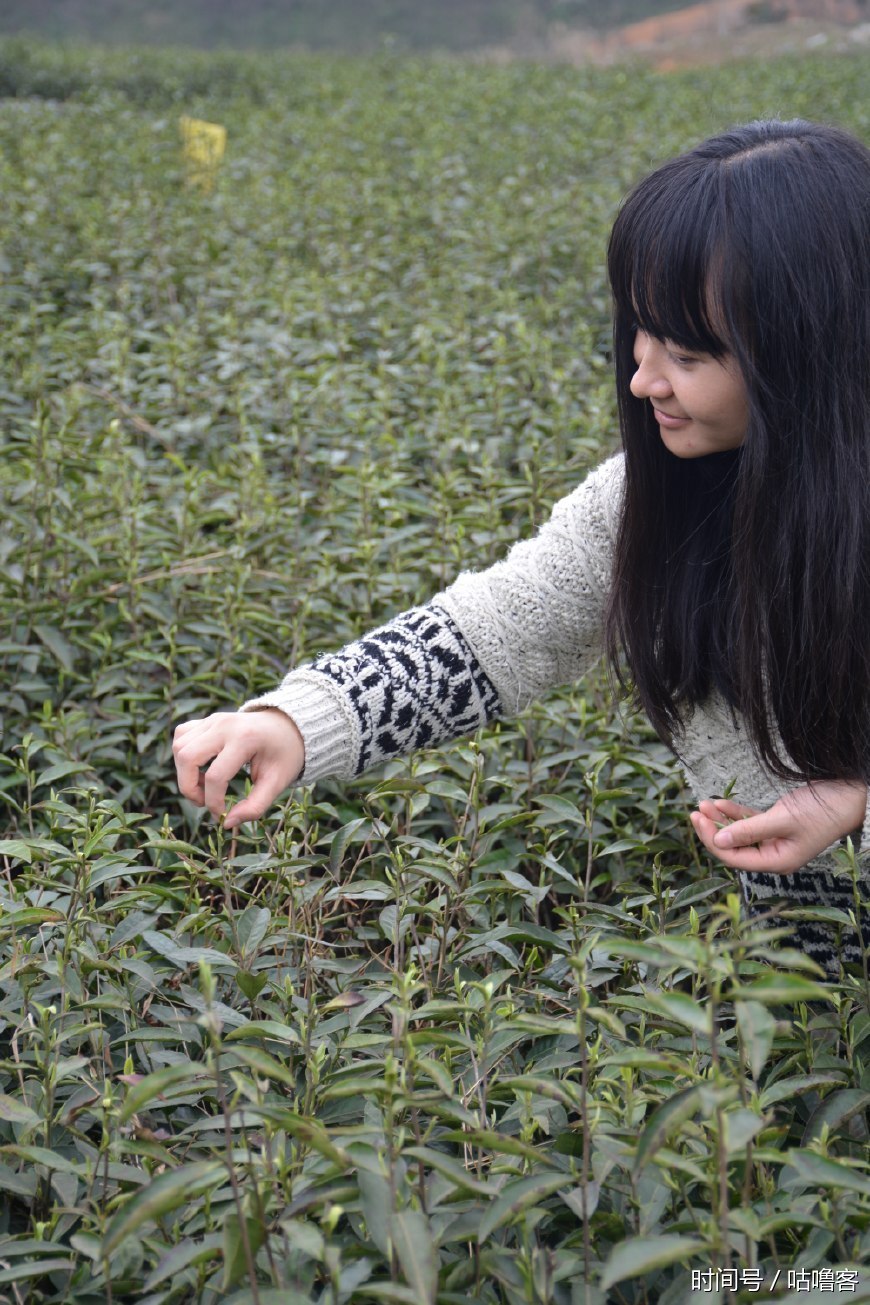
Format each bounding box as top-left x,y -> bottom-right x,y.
0,40 -> 869,1305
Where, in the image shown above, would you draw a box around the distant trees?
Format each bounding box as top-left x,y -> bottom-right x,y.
0,0 -> 864,50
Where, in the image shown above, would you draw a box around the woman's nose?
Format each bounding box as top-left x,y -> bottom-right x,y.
630,340 -> 672,400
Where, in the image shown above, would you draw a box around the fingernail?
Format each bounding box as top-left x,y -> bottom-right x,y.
714,829 -> 733,848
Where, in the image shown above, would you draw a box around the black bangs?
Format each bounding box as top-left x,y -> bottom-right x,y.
608,159 -> 731,358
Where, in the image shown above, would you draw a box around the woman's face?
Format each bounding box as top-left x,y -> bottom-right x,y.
630,330 -> 750,458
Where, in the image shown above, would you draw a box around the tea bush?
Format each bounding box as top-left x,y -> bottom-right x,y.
0,40 -> 868,1305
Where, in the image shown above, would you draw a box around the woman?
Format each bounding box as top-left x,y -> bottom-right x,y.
173,119 -> 870,973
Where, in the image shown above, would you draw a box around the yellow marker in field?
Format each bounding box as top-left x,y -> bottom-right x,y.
179,116 -> 226,192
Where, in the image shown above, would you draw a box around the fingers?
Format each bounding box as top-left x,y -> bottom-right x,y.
201,741 -> 254,819
172,708 -> 305,826
691,796 -> 809,874
172,713 -> 248,818
690,810 -> 789,873
712,806 -> 795,850
690,809 -> 748,864
224,769 -> 291,830
699,797 -> 757,822
694,797 -> 794,850
173,716 -> 224,806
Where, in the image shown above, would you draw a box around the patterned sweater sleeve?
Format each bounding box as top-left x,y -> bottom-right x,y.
242,454 -> 624,782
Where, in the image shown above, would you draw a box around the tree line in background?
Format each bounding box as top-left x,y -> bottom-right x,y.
0,0 -> 732,51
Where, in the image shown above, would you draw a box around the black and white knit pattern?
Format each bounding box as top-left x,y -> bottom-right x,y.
307,604 -> 501,775
741,867 -> 869,977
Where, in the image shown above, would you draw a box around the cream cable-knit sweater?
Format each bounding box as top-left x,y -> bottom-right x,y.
246,454 -> 869,972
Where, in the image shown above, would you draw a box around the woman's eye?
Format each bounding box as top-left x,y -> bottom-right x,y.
668,347 -> 701,365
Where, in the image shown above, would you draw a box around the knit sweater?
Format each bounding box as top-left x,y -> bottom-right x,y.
245,454 -> 870,974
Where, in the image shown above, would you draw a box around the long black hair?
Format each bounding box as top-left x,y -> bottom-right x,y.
604,119 -> 870,783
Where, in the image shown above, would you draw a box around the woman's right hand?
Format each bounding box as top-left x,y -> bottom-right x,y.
173,708 -> 305,829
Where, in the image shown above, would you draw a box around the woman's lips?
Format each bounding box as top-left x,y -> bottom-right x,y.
653,407 -> 691,428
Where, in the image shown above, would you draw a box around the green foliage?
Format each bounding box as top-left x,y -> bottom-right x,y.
0,38 -> 868,1304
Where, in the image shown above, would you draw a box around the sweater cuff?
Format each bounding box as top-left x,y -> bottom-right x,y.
242,670 -> 359,783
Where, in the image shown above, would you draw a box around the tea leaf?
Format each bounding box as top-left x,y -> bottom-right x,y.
801,1091 -> 870,1145
102,1162 -> 225,1254
393,1209 -> 437,1303
783,1150 -> 870,1197
599,1236 -> 706,1290
735,1000 -> 776,1080
635,1086 -> 702,1172
477,1173 -> 571,1242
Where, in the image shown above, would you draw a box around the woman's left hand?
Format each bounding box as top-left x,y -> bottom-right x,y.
690,780 -> 867,875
